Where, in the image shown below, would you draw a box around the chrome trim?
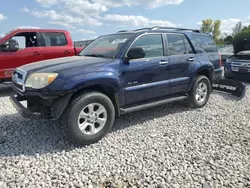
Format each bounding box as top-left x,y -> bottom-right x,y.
12,68 -> 27,92
124,32 -> 166,57
231,61 -> 250,68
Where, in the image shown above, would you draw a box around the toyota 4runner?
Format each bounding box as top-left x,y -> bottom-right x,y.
10,26 -> 223,145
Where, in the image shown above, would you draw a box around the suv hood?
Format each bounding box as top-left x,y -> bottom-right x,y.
233,36 -> 250,54
18,56 -> 116,76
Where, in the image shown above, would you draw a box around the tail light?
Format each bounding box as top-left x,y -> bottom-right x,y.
219,52 -> 222,67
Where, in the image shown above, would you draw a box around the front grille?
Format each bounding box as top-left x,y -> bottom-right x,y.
231,61 -> 250,68
12,69 -> 27,92
12,80 -> 23,90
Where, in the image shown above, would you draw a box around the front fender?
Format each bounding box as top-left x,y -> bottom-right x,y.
62,71 -> 123,95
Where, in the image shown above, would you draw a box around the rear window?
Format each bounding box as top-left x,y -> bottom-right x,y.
191,34 -> 218,53
40,32 -> 68,46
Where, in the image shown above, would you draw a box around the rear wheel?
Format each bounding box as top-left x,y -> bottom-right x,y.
188,75 -> 211,108
62,91 -> 115,145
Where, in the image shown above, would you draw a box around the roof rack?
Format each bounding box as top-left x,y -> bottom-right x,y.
118,26 -> 201,33
117,30 -> 130,33
150,26 -> 201,33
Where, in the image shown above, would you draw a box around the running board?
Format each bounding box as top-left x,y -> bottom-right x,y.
212,78 -> 246,99
120,96 -> 187,114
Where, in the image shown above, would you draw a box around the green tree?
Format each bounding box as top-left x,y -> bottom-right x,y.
201,19 -> 213,33
200,19 -> 222,44
224,35 -> 233,45
213,20 -> 221,43
232,21 -> 242,37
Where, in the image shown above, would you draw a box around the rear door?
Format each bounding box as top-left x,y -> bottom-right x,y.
120,33 -> 170,105
190,33 -> 221,69
38,32 -> 74,60
165,33 -> 198,94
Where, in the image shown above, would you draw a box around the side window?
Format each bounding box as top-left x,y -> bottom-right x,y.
40,32 -> 68,47
183,37 -> 194,54
166,34 -> 186,55
191,34 -> 217,53
0,32 -> 38,51
130,34 -> 164,58
11,36 -> 26,49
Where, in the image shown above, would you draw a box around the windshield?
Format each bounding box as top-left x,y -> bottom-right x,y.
78,33 -> 134,58
218,45 -> 234,53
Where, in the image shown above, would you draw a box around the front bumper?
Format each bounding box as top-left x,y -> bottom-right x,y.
224,65 -> 250,81
10,94 -> 42,119
10,87 -> 75,120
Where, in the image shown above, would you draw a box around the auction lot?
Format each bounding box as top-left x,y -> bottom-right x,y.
0,83 -> 250,188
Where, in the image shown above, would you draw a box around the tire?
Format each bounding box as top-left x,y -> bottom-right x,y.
188,75 -> 211,108
61,91 -> 115,145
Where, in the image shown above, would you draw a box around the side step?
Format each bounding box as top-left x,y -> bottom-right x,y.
120,95 -> 187,114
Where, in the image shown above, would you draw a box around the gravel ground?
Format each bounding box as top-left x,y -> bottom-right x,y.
0,84 -> 250,188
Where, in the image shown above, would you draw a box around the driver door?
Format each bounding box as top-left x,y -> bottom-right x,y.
0,32 -> 44,79
120,33 -> 170,105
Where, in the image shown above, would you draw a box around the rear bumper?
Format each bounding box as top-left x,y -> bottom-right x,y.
10,90 -> 75,120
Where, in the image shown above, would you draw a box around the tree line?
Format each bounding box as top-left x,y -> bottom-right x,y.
200,19 -> 250,46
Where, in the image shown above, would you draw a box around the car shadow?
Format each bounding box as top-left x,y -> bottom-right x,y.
0,84 -> 13,97
0,101 -> 196,157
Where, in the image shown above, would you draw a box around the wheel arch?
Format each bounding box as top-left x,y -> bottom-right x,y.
188,64 -> 214,92
69,84 -> 121,117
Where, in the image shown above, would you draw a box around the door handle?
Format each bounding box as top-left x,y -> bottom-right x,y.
64,50 -> 72,55
188,57 -> 195,61
33,51 -> 42,56
159,60 -> 168,65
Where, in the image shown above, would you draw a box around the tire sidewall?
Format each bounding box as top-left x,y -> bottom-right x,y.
189,76 -> 211,107
67,93 -> 115,145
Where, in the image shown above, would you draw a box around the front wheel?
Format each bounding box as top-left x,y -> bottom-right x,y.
188,75 -> 211,108
62,91 -> 115,145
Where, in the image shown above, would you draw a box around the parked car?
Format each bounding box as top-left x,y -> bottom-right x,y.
74,39 -> 95,48
0,27 -> 83,84
218,45 -> 234,66
224,36 -> 250,80
10,26 -> 223,145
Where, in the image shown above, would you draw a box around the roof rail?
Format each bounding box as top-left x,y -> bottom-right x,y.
133,27 -> 152,31
149,26 -> 201,33
117,30 -> 129,33
117,26 -> 201,33
117,28 -> 150,33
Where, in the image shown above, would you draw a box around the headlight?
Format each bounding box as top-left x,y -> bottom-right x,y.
25,73 -> 58,89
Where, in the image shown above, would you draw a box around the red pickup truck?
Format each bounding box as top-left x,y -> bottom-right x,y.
0,27 -> 83,83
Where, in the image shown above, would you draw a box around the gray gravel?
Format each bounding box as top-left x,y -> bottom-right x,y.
0,84 -> 250,188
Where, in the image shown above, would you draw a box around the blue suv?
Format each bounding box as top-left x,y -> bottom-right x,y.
10,26 -> 223,145
224,35 -> 250,80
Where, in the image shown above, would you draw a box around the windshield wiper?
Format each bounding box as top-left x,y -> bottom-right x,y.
84,54 -> 105,58
83,54 -> 113,58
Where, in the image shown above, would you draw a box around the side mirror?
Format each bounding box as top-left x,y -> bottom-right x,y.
0,43 -> 8,51
127,47 -> 146,60
9,39 -> 19,52
0,39 -> 19,52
